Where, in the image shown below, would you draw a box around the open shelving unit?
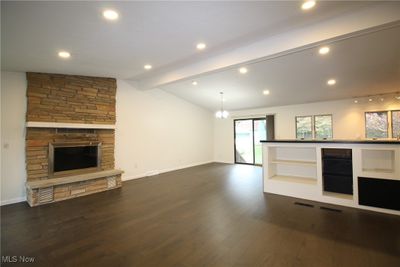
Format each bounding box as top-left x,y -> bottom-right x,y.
264,145 -> 319,200
267,146 -> 318,183
360,148 -> 398,179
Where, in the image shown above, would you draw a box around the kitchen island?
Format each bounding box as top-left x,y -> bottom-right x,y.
261,140 -> 400,215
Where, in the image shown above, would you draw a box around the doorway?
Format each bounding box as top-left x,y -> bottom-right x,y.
234,118 -> 267,165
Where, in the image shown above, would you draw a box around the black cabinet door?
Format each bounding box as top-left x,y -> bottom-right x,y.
358,177 -> 400,211
324,175 -> 353,195
322,148 -> 353,195
323,159 -> 353,176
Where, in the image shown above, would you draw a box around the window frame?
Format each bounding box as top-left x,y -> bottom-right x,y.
364,110 -> 389,139
313,114 -> 333,140
295,114 -> 333,140
391,110 -> 400,138
295,115 -> 314,140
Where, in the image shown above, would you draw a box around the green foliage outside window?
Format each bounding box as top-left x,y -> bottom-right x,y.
392,111 -> 400,138
315,115 -> 333,139
296,116 -> 313,139
296,115 -> 333,139
365,112 -> 388,139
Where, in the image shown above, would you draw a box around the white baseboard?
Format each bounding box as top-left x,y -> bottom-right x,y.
122,174 -> 148,181
1,196 -> 26,206
214,160 -> 234,164
144,170 -> 160,176
122,161 -> 213,182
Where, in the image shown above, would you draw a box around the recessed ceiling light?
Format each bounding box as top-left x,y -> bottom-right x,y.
144,64 -> 152,70
369,98 -> 373,102
327,79 -> 336,86
263,90 -> 270,95
103,9 -> 119,20
239,67 -> 248,74
354,100 -> 358,104
196,43 -> 206,50
380,97 -> 385,102
396,95 -> 400,100
302,1 -> 316,10
319,46 -> 330,55
58,51 -> 71,59
192,81 -> 198,86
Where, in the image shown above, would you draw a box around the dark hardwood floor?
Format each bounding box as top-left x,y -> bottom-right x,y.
1,163 -> 400,267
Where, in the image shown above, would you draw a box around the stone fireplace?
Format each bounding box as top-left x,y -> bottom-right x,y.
25,73 -> 123,206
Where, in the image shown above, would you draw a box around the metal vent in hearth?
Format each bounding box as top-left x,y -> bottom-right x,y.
107,177 -> 116,189
38,187 -> 54,203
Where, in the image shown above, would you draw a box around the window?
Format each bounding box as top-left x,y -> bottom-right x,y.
392,110 -> 400,138
365,111 -> 388,139
314,115 -> 333,139
296,116 -> 313,139
296,115 -> 333,139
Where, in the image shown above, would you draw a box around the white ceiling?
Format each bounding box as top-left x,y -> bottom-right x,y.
2,1 -> 375,79
161,26 -> 400,111
2,1 -> 400,111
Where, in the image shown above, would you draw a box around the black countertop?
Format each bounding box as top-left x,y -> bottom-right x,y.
260,139 -> 400,144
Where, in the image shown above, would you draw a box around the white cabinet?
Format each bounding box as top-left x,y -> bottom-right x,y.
262,141 -> 400,216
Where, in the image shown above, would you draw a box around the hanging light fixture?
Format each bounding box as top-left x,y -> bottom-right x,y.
215,92 -> 229,119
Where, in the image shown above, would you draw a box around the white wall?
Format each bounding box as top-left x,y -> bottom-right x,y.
2,71 -> 399,204
0,72 -> 214,204
1,72 -> 27,205
214,98 -> 400,163
115,80 -> 214,180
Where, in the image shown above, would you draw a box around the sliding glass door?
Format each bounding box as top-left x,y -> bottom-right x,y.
234,118 -> 267,165
234,120 -> 254,164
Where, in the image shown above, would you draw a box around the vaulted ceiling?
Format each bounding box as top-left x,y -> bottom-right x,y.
2,1 -> 400,111
162,26 -> 400,110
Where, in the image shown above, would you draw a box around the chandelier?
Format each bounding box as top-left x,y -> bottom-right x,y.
215,92 -> 229,119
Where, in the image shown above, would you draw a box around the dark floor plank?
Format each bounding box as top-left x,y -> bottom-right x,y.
1,163 -> 400,267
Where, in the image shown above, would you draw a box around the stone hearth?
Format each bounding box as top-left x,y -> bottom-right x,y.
25,73 -> 122,206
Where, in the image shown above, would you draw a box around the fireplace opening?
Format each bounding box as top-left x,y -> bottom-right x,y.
49,142 -> 101,177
